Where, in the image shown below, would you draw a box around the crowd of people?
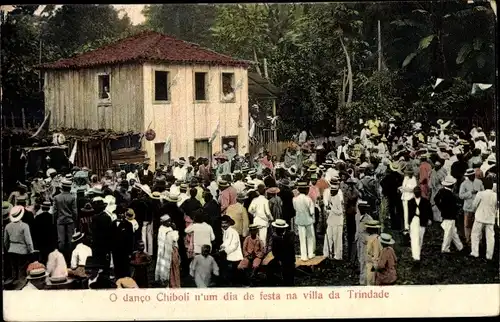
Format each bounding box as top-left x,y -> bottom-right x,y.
2,116 -> 498,290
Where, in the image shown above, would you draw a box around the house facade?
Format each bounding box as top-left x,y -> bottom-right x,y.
39,31 -> 250,167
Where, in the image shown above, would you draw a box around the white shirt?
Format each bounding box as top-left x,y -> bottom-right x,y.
232,181 -> 246,194
185,223 -> 215,254
473,189 -> 497,225
221,227 -> 243,261
325,168 -> 339,183
488,140 -> 496,148
177,193 -> 189,207
248,195 -> 272,227
401,176 -> 417,201
475,140 -> 488,154
71,243 -> 92,269
324,191 -> 344,226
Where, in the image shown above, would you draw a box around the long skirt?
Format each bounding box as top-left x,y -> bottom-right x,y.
169,247 -> 181,288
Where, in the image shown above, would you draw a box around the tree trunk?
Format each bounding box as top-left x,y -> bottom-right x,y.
339,37 -> 353,106
253,48 -> 262,76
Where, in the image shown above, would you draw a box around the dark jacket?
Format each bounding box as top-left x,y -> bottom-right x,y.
181,198 -> 202,218
278,187 -> 296,222
434,188 -> 459,220
129,198 -> 149,226
91,211 -> 113,252
53,191 -> 78,224
270,231 -> 296,265
138,170 -> 154,187
381,171 -> 404,199
264,176 -> 277,188
111,219 -> 134,256
204,199 -> 222,248
408,197 -> 433,227
33,211 -> 57,253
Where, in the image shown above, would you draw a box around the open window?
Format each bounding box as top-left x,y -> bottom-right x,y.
154,70 -> 170,102
98,74 -> 111,102
221,72 -> 235,102
194,72 -> 207,101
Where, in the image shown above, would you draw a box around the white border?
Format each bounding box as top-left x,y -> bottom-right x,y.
3,284 -> 500,320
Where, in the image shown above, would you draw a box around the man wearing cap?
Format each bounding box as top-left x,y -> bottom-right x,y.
139,162 -> 154,187
435,176 -> 464,253
32,201 -> 57,265
22,262 -> 48,290
459,168 -> 484,245
248,185 -> 273,247
4,206 -> 34,284
268,219 -> 296,286
90,197 -> 113,269
323,182 -> 344,260
408,186 -> 432,264
293,181 -> 316,261
470,177 -> 497,261
53,179 -> 78,263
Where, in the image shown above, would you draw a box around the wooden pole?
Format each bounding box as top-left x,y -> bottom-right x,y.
378,20 -> 382,72
21,108 -> 26,129
11,112 -> 15,127
263,58 -> 269,79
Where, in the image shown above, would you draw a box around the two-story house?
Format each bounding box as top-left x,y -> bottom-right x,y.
38,30 -> 251,167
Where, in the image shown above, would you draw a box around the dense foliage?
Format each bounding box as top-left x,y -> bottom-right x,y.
1,2 -> 496,138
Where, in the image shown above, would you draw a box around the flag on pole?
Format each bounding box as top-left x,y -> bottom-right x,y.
471,83 -> 492,94
209,119 -> 220,144
163,136 -> 171,154
432,78 -> 444,89
69,140 -> 78,164
249,117 -> 256,138
31,110 -> 51,138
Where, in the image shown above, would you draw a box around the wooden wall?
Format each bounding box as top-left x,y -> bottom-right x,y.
44,64 -> 144,133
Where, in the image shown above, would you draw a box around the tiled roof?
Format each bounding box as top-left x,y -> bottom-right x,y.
37,30 -> 251,70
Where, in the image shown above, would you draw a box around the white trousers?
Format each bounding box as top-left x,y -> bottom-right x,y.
441,220 -> 463,252
470,222 -> 495,260
323,224 -> 343,260
298,224 -> 316,261
259,226 -> 268,248
402,200 -> 410,230
142,221 -> 154,256
410,217 -> 426,260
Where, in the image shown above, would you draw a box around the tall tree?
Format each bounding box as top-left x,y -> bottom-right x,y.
143,4 -> 217,47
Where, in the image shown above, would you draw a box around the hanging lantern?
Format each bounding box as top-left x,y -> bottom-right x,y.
145,129 -> 156,141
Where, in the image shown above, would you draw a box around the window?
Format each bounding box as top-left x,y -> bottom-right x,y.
221,73 -> 235,102
154,71 -> 170,101
194,72 -> 207,101
222,136 -> 238,152
194,139 -> 210,159
155,143 -> 169,167
98,74 -> 111,100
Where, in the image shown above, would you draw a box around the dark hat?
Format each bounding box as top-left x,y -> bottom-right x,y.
81,203 -> 94,213
221,215 -> 235,225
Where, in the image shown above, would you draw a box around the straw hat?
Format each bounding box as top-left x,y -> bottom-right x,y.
150,192 -> 162,200
307,164 -> 318,172
46,168 -> 57,177
125,208 -> 136,220
160,214 -> 171,223
166,192 -> 179,203
266,187 -> 280,195
464,168 -> 475,176
248,223 -> 260,230
218,180 -> 230,188
116,277 -> 139,289
380,233 -> 395,245
271,219 -> 289,229
441,175 -> 457,186
61,179 -> 72,188
72,231 -> 85,243
364,220 -> 382,229
26,264 -> 48,280
9,205 -> 25,223
236,192 -> 247,201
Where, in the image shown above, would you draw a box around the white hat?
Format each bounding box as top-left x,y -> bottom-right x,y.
271,219 -> 289,228
464,168 -> 475,176
452,147 -> 462,155
160,215 -> 171,222
441,175 -> 457,186
9,205 -> 25,223
380,233 -> 395,245
389,117 -> 395,122
140,184 -> 152,196
359,162 -> 369,169
229,141 -> 235,147
91,196 -> 106,203
103,195 -> 116,206
413,122 -> 422,130
46,168 -> 56,177
315,145 -> 324,150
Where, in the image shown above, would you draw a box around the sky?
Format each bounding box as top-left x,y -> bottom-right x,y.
1,4 -> 146,25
